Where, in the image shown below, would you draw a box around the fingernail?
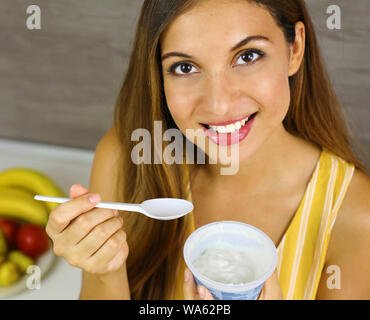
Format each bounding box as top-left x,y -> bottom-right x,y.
89,193 -> 100,204
184,268 -> 190,282
113,209 -> 118,215
198,286 -> 205,298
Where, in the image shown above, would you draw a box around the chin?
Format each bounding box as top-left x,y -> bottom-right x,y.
200,140 -> 254,167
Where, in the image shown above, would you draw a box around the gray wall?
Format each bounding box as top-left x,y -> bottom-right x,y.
0,0 -> 369,168
0,0 -> 143,147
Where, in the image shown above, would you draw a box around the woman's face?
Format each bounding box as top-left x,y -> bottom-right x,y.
160,0 -> 304,166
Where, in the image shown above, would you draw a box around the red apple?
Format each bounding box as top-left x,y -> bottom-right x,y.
0,218 -> 20,248
16,224 -> 49,258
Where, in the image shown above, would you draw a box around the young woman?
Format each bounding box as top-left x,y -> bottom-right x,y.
46,0 -> 370,300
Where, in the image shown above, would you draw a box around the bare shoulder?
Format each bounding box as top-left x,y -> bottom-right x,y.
335,169 -> 370,226
316,168 -> 370,299
330,168 -> 370,246
97,125 -> 121,151
89,126 -> 122,201
341,169 -> 370,214
335,169 -> 370,241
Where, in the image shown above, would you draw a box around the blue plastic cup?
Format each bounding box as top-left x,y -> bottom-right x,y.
183,221 -> 277,300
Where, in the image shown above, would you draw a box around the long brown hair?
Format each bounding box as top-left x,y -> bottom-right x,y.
113,0 -> 368,300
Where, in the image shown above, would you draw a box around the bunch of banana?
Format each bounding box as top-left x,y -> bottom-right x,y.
0,167 -> 66,226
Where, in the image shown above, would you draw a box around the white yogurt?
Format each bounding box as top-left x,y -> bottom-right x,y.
193,247 -> 255,284
184,221 -> 278,299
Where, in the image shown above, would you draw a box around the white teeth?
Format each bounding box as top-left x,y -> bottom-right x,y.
208,116 -> 250,133
210,125 -> 228,133
226,124 -> 234,131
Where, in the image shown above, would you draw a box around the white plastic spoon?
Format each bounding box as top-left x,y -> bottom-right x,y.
34,195 -> 193,220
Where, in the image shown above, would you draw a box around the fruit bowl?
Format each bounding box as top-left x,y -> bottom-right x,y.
0,241 -> 55,299
0,166 -> 67,299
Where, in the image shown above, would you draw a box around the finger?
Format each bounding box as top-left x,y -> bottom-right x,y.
266,269 -> 283,300
197,285 -> 214,300
105,243 -> 129,272
86,229 -> 127,271
257,287 -> 264,300
59,207 -> 118,245
70,184 -> 89,199
75,215 -> 124,257
48,192 -> 101,234
257,269 -> 283,300
183,268 -> 199,300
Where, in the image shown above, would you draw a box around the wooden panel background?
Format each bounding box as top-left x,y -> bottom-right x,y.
0,0 -> 369,169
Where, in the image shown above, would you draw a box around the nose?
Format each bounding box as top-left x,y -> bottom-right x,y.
203,70 -> 240,117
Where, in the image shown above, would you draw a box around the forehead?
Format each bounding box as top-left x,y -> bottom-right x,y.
161,0 -> 279,51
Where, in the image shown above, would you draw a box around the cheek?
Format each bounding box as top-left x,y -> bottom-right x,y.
164,80 -> 196,128
254,68 -> 291,123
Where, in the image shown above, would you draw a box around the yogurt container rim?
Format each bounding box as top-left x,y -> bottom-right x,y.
183,220 -> 278,293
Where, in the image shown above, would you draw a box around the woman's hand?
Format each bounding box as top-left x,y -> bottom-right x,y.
183,268 -> 214,300
183,267 -> 283,300
46,184 -> 129,276
257,269 -> 284,300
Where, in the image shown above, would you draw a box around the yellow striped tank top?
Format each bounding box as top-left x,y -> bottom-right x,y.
173,148 -> 355,300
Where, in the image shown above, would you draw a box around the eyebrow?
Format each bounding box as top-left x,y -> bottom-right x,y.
161,35 -> 270,61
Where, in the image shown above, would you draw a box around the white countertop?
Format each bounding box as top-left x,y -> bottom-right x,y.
0,137 -> 95,300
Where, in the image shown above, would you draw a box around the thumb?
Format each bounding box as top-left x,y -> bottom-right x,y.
258,269 -> 284,300
69,184 -> 89,199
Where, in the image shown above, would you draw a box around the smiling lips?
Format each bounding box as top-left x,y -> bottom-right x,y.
201,112 -> 257,146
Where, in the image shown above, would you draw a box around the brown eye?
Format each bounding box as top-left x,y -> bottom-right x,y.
169,62 -> 196,76
237,49 -> 265,66
179,64 -> 192,73
242,52 -> 255,62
